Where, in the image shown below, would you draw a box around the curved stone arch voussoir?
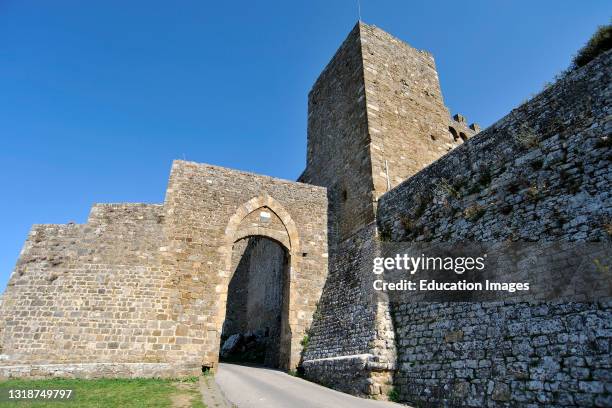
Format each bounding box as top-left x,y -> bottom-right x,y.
224,194 -> 300,254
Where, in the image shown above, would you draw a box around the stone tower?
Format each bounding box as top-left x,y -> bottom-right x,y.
299,22 -> 476,243
298,21 -> 479,398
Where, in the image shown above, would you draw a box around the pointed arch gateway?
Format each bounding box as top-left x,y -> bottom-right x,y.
215,194 -> 302,370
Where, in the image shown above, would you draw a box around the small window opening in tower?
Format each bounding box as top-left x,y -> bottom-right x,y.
459,132 -> 468,142
449,126 -> 459,141
342,189 -> 348,201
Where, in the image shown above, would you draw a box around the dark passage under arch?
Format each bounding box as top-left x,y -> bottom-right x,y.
219,236 -> 289,368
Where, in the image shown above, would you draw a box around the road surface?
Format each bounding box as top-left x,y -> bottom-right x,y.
215,363 -> 404,408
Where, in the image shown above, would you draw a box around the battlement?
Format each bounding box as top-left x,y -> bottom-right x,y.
449,112 -> 480,142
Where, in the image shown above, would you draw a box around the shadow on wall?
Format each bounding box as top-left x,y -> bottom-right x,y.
219,236 -> 289,369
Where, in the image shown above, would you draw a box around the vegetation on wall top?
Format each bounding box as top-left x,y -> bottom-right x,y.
572,22 -> 612,69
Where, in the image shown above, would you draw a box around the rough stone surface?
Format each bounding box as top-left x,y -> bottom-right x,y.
377,49 -> 611,244
0,164 -> 328,375
0,363 -> 194,380
301,224 -> 396,397
0,21 -> 610,408
299,23 -> 475,243
299,22 -> 478,399
360,23 -> 477,196
374,48 -> 612,406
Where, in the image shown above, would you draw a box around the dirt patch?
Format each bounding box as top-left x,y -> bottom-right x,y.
170,392 -> 193,408
170,380 -> 204,408
200,375 -> 234,407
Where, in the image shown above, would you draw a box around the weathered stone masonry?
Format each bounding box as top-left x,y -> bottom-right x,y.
0,163 -> 328,376
0,20 -> 610,408
300,22 -> 479,399
300,23 -> 610,406
374,48 -> 612,407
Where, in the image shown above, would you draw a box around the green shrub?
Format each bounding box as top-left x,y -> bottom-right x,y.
387,386 -> 401,402
464,204 -> 485,222
573,23 -> 612,68
515,126 -> 539,149
526,185 -> 540,201
437,178 -> 460,199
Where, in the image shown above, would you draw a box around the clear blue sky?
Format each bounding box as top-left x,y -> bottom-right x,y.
0,1 -> 610,290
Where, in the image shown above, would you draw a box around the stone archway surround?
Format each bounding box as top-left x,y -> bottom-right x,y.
214,194 -> 302,369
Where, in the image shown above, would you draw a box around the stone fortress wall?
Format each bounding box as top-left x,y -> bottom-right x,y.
0,163 -> 328,376
375,48 -> 612,407
299,22 -> 611,407
0,204 -> 187,377
0,19 -> 610,408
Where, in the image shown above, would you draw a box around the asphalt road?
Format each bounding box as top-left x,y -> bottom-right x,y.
215,363 -> 405,408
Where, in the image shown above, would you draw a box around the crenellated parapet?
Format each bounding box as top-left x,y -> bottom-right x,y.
448,112 -> 481,144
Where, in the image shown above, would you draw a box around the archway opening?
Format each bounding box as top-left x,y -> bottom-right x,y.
219,236 -> 290,368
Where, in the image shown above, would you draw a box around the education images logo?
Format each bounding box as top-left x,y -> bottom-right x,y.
372,253 -> 530,293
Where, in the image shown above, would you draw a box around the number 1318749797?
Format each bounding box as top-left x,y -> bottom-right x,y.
2,388 -> 74,400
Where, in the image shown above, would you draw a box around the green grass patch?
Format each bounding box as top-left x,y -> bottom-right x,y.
0,377 -> 205,408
